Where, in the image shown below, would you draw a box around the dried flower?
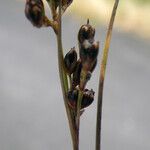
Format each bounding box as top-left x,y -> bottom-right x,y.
68,89 -> 78,109
68,88 -> 95,109
79,41 -> 99,71
64,47 -> 77,74
78,20 -> 99,71
82,89 -> 95,108
25,0 -> 45,27
72,60 -> 82,88
78,19 -> 95,44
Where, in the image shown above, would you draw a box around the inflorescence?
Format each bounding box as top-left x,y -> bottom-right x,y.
25,0 -> 99,119
65,20 -> 99,113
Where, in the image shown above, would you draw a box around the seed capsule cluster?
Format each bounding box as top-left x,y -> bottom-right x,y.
24,0 -> 99,114
64,20 -> 99,111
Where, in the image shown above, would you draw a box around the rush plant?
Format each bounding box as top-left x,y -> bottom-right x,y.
24,0 -> 119,150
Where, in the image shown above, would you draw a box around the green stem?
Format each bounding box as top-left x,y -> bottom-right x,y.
76,89 -> 83,150
95,1 -> 119,150
75,68 -> 87,149
56,1 -> 78,150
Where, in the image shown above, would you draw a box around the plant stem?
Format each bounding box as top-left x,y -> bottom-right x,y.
76,90 -> 83,127
75,88 -> 83,149
75,68 -> 88,149
56,34 -> 78,150
56,1 -> 78,150
95,1 -> 119,150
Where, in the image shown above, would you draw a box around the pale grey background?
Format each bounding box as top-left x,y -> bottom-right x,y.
0,0 -> 150,150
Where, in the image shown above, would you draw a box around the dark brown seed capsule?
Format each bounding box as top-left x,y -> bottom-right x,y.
72,60 -> 82,88
64,47 -> 77,74
82,89 -> 94,108
25,0 -> 45,27
67,88 -> 94,109
78,19 -> 95,44
80,41 -> 99,71
90,59 -> 97,72
68,89 -> 78,109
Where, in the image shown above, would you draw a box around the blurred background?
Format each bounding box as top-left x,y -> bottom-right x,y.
0,0 -> 150,150
70,0 -> 150,39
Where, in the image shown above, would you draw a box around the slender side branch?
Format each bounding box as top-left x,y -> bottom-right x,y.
96,1 -> 119,150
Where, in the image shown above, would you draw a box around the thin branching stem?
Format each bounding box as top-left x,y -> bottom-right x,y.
95,0 -> 119,150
